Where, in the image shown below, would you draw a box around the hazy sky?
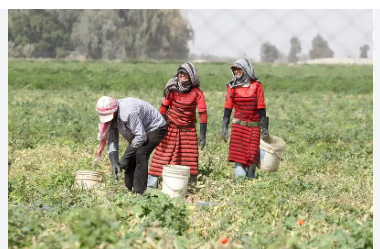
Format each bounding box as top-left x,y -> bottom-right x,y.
181,9 -> 373,61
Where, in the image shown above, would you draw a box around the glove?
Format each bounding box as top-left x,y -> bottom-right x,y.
260,117 -> 269,139
119,144 -> 137,170
222,117 -> 230,142
198,123 -> 207,150
109,151 -> 121,180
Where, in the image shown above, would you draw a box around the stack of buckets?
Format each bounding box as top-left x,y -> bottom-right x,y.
259,135 -> 286,172
161,165 -> 190,198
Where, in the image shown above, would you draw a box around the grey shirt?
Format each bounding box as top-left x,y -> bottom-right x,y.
107,98 -> 166,153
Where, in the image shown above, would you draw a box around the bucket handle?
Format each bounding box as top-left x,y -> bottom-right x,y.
274,151 -> 284,161
163,178 -> 189,192
261,148 -> 284,161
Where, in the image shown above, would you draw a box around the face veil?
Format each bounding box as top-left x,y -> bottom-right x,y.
163,62 -> 200,98
228,58 -> 258,88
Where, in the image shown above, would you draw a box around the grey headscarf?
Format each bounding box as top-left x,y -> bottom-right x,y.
227,58 -> 258,88
164,62 -> 200,98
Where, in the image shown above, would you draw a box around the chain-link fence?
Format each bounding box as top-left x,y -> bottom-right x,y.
181,9 -> 373,63
8,9 -> 373,64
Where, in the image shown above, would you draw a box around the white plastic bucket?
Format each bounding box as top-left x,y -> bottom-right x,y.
162,165 -> 190,198
259,136 -> 286,172
74,170 -> 104,190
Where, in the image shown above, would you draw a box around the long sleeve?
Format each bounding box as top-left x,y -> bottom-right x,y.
256,83 -> 266,109
224,85 -> 234,109
196,90 -> 207,123
107,122 -> 119,154
159,93 -> 173,115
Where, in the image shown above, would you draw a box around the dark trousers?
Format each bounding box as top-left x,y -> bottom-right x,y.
124,126 -> 167,194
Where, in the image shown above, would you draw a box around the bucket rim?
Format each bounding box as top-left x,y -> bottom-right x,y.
260,135 -> 286,148
75,170 -> 104,175
163,164 -> 191,170
75,178 -> 102,181
162,173 -> 190,178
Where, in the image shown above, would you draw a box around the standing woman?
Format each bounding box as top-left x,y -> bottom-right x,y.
147,62 -> 207,188
222,58 -> 269,179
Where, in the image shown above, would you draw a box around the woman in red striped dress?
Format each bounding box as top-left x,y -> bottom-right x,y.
148,62 -> 207,188
222,58 -> 269,179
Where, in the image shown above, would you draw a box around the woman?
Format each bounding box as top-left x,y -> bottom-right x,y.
147,62 -> 207,188
221,58 -> 269,179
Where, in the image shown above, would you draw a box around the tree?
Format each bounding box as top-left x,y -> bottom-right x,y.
71,10 -> 122,59
117,9 -> 193,60
8,9 -> 193,60
8,41 -> 16,57
22,44 -> 34,58
8,10 -> 82,58
309,34 -> 334,59
260,42 -> 279,63
359,44 -> 370,58
71,9 -> 193,60
288,37 -> 301,63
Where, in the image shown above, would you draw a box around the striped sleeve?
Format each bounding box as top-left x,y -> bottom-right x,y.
257,83 -> 266,109
162,92 -> 173,107
196,90 -> 207,113
160,93 -> 173,115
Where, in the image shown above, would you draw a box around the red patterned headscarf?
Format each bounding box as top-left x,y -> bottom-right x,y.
93,96 -> 118,165
93,122 -> 111,165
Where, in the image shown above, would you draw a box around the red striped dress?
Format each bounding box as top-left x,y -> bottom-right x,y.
149,87 -> 207,176
225,81 -> 266,167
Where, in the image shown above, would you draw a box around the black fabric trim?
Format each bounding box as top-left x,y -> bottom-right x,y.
186,62 -> 195,76
243,58 -> 250,67
224,108 -> 232,118
258,108 -> 266,119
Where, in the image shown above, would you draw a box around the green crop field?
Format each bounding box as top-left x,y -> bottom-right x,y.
8,59 -> 373,248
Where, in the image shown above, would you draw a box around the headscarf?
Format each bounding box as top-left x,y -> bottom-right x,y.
227,58 -> 258,88
164,62 -> 200,98
93,122 -> 111,165
93,96 -> 118,165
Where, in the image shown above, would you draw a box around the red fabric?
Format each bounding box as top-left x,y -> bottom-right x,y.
224,80 -> 266,166
225,81 -> 265,111
93,122 -> 111,165
149,87 -> 207,176
149,123 -> 199,176
199,111 -> 207,123
161,91 -> 173,107
229,124 -> 260,166
162,87 -> 207,127
256,82 -> 266,109
96,98 -> 118,115
159,104 -> 168,115
224,85 -> 234,109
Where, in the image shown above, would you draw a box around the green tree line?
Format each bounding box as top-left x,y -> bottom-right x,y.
260,34 -> 370,63
8,9 -> 194,60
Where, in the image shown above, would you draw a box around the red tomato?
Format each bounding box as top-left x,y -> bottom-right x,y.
220,237 -> 228,244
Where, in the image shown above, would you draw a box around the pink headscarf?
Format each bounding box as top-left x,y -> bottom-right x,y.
93,122 -> 111,165
93,96 -> 118,165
